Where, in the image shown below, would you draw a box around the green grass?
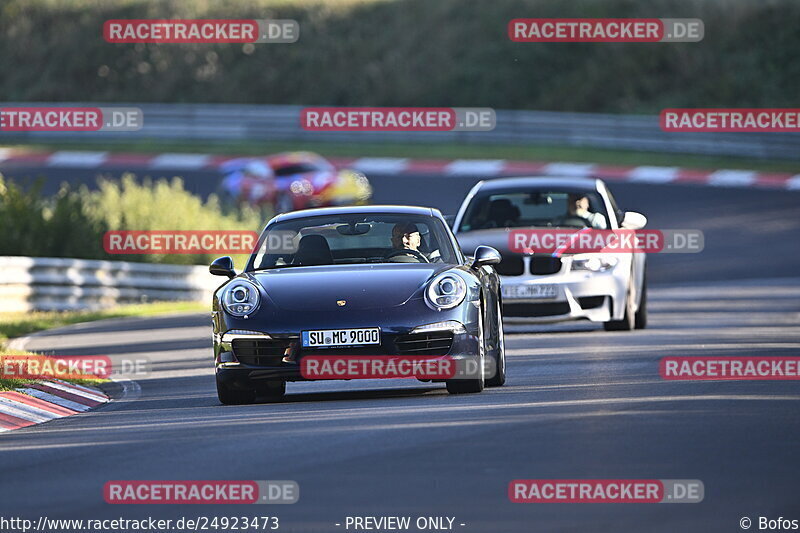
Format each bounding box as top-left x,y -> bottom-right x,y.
0,349 -> 108,392
0,300 -> 207,390
6,140 -> 800,173
0,349 -> 43,391
0,300 -> 207,347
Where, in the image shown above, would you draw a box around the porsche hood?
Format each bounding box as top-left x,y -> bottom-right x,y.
247,263 -> 454,311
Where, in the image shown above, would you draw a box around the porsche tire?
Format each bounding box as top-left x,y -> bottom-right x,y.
486,299 -> 506,387
446,370 -> 485,394
447,303 -> 486,394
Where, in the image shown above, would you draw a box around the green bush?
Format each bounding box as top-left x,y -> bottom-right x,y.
0,179 -> 49,257
0,0 -> 797,112
0,173 -> 264,265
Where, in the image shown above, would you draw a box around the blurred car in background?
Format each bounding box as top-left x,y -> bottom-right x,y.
453,177 -> 648,331
220,151 -> 372,213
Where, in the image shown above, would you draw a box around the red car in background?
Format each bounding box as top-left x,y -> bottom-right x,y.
219,151 -> 372,213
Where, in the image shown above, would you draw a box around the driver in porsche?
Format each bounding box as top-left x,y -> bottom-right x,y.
389,222 -> 441,262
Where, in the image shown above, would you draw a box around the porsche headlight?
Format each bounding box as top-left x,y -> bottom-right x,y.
411,321 -> 466,334
426,273 -> 467,310
221,280 -> 261,317
572,255 -> 618,272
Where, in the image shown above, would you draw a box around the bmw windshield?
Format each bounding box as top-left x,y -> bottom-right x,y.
459,190 -> 610,231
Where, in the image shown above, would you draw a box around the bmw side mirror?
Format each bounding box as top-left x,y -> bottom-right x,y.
621,211 -> 647,230
210,256 -> 236,278
471,245 -> 501,269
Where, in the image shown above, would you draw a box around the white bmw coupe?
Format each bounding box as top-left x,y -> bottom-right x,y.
453,177 -> 648,330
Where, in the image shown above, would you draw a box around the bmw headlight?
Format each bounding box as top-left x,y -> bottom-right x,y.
221,280 -> 261,317
426,273 -> 467,310
572,255 -> 619,272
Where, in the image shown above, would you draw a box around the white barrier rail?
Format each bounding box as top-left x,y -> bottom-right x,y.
1,103 -> 798,160
0,256 -> 220,312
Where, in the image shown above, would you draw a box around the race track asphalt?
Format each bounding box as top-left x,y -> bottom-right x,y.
1,160 -> 799,532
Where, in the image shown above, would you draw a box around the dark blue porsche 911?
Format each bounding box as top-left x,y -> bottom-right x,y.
210,205 -> 505,404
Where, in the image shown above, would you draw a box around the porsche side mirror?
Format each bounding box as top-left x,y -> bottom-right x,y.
210,256 -> 236,278
471,245 -> 501,269
621,211 -> 647,230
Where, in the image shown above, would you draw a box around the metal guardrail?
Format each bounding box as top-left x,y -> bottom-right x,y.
1,103 -> 799,160
0,256 -> 219,312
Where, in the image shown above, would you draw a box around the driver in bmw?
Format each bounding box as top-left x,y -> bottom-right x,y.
388,222 -> 441,262
562,193 -> 607,229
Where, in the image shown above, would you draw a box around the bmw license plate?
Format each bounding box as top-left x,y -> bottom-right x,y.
302,327 -> 381,348
501,284 -> 557,299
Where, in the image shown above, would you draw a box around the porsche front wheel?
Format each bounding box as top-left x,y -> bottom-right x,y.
486,298 -> 506,387
446,303 -> 486,394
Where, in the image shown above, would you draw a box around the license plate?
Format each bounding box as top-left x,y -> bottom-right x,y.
501,284 -> 557,299
302,327 -> 381,348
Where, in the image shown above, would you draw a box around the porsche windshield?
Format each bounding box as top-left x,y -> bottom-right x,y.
250,214 -> 458,269
459,190 -> 610,231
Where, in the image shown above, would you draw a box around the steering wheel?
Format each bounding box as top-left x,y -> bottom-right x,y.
385,249 -> 430,263
558,216 -> 591,228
